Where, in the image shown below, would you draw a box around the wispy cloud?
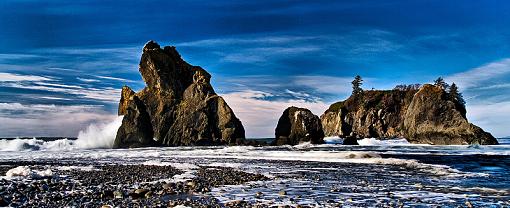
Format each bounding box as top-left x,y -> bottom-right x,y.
446,58 -> 510,89
77,77 -> 100,83
293,75 -> 353,94
95,75 -> 135,83
0,72 -> 52,82
444,58 -> 510,137
176,31 -> 403,64
1,82 -> 120,102
221,46 -> 322,63
175,35 -> 325,47
467,101 -> 510,137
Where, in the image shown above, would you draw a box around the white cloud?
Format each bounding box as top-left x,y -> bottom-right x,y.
33,82 -> 84,89
40,96 -> 72,101
0,72 -> 52,82
467,102 -> 510,138
1,82 -> 120,102
293,75 -> 353,94
446,58 -> 510,89
176,31 -> 401,64
221,90 -> 329,138
443,58 -> 510,137
95,75 -> 134,83
77,77 -> 100,82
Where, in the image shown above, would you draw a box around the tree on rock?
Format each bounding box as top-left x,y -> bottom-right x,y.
448,82 -> 465,106
351,75 -> 363,97
433,77 -> 449,89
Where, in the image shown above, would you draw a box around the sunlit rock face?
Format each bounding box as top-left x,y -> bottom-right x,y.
321,84 -> 498,145
114,41 -> 245,148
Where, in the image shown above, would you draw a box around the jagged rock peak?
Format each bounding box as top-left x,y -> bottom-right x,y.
143,40 -> 160,51
114,41 -> 245,148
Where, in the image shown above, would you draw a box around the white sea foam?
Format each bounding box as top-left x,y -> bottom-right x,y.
5,166 -> 54,179
323,136 -> 343,144
357,138 -> 412,146
324,137 -> 416,146
0,138 -> 74,151
142,160 -> 199,170
75,116 -> 123,149
206,162 -> 244,168
173,205 -> 191,208
55,165 -> 98,171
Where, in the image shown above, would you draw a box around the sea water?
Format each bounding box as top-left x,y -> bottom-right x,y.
0,136 -> 509,207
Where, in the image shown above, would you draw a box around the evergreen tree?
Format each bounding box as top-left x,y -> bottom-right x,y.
433,77 -> 449,89
351,75 -> 363,96
448,82 -> 465,106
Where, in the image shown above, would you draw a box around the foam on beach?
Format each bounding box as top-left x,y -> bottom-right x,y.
5,166 -> 54,179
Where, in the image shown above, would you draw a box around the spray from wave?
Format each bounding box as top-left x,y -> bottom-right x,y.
75,116 -> 123,149
0,116 -> 123,151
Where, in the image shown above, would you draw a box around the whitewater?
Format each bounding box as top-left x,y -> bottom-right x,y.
0,117 -> 509,207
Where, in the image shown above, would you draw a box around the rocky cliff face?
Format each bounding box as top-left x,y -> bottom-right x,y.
275,106 -> 324,145
114,41 -> 245,148
321,84 -> 498,145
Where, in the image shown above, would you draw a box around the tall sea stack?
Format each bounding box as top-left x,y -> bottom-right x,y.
114,41 -> 245,148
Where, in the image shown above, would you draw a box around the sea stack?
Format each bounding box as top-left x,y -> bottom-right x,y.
321,84 -> 498,145
274,106 -> 325,145
114,41 -> 245,148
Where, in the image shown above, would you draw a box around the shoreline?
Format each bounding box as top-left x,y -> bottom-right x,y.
0,162 -> 268,207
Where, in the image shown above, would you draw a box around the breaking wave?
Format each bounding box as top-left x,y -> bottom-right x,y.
0,116 -> 123,151
75,116 -> 123,149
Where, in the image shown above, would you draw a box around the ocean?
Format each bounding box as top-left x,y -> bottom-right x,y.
0,136 -> 508,207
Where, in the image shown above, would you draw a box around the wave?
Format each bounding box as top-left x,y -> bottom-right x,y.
357,138 -> 412,146
324,136 -> 412,146
0,116 -> 123,151
75,116 -> 123,149
323,136 -> 343,144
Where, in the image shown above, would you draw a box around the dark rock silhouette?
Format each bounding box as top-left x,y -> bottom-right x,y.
321,84 -> 498,145
114,41 -> 245,148
274,106 -> 325,145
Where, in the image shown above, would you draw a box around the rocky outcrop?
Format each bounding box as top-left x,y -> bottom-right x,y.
321,84 -> 498,145
114,41 -> 245,148
403,84 -> 496,145
274,106 -> 325,145
114,96 -> 156,148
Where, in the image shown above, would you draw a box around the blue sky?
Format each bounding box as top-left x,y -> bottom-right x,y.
1,0 -> 510,137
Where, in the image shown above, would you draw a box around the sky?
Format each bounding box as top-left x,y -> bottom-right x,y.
1,0 -> 510,138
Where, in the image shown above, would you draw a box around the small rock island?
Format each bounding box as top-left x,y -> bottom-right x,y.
274,107 -> 325,145
114,41 -> 245,148
321,78 -> 498,145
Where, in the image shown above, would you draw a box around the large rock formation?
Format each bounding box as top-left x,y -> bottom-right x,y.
274,106 -> 325,145
321,84 -> 498,145
114,41 -> 245,148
